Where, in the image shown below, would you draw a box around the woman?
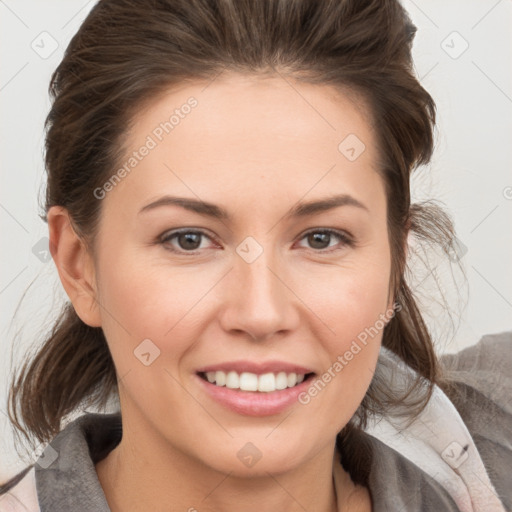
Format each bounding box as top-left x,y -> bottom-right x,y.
0,0 -> 510,511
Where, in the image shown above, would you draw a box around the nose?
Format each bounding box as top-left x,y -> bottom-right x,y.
218,243 -> 300,342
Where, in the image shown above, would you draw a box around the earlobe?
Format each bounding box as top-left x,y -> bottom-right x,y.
47,206 -> 102,327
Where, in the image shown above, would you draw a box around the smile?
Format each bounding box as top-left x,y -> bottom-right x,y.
198,371 -> 309,392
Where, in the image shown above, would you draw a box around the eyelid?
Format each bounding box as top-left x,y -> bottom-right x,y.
158,227 -> 354,254
295,228 -> 354,252
159,228 -> 220,251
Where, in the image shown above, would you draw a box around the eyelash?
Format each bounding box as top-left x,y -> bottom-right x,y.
158,228 -> 354,255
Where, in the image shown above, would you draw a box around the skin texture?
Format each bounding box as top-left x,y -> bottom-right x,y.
48,72 -> 394,512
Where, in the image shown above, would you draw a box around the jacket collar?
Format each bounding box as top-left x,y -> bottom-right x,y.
364,346 -> 505,512
34,410 -> 461,512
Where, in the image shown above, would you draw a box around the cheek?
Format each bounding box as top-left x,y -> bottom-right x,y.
299,252 -> 392,412
95,247 -> 224,371
307,251 -> 392,343
297,308 -> 385,434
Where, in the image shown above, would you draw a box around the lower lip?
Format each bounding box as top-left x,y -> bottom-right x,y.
196,373 -> 314,416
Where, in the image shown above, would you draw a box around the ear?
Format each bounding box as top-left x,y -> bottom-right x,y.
47,206 -> 102,327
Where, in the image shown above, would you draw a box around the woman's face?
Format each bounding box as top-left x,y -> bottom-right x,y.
89,73 -> 393,475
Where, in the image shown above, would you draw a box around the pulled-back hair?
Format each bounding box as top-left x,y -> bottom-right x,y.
3,0 -> 460,489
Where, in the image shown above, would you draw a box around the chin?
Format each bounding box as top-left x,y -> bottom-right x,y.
196,436 -> 321,477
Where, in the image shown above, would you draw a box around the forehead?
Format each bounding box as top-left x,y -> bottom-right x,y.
107,73 -> 384,218
129,72 -> 376,159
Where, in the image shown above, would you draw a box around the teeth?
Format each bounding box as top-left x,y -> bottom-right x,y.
258,372 -> 275,392
203,370 -> 308,392
239,372 -> 258,391
275,372 -> 288,390
287,373 -> 297,387
215,371 -> 226,386
226,371 -> 239,389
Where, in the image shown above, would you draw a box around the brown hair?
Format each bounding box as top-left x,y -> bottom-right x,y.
3,0 -> 461,489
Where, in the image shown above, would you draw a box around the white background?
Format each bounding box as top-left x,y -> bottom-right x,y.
1,0 -> 511,479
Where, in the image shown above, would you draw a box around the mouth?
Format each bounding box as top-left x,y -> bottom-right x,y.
197,370 -> 316,393
194,360 -> 317,416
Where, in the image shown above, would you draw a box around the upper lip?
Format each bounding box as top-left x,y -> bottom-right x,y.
196,360 -> 315,375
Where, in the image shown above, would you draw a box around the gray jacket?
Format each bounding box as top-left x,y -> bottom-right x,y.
1,331 -> 511,511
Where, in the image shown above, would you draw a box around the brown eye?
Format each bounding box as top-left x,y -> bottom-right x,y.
297,229 -> 353,252
160,229 -> 215,253
175,232 -> 202,250
307,232 -> 332,250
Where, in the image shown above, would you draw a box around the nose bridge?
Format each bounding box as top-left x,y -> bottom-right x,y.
238,235 -> 284,308
223,234 -> 295,340
242,246 -> 280,301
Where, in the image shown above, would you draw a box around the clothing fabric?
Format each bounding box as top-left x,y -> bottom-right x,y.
1,331 -> 511,511
364,340 -> 509,511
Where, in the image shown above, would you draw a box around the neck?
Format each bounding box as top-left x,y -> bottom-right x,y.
95,409 -> 367,512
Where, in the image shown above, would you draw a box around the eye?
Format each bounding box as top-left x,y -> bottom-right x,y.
295,229 -> 353,253
158,227 -> 353,255
159,229 -> 217,253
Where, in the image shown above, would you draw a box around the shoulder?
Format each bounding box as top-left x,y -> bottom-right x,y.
364,434 -> 461,511
440,330 -> 512,416
440,331 -> 512,510
1,412 -> 120,512
441,330 -> 512,378
0,466 -> 40,512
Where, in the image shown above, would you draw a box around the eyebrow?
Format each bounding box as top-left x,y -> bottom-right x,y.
138,193 -> 369,220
